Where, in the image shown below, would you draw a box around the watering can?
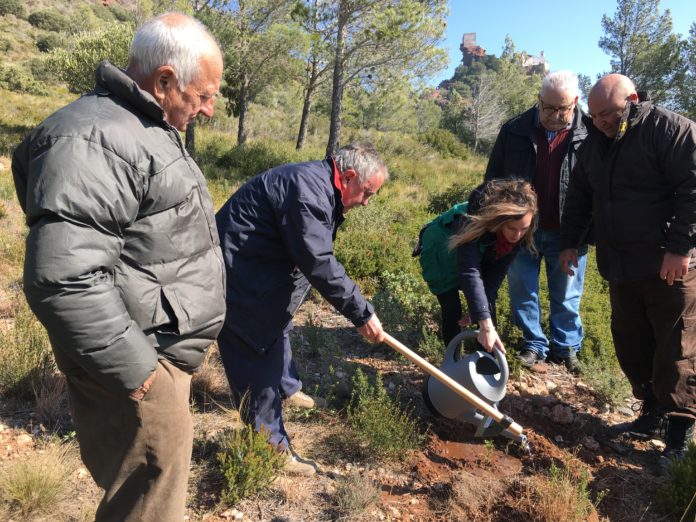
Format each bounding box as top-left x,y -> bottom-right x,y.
383,330 -> 528,449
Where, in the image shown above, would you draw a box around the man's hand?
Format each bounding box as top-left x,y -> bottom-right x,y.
129,369 -> 157,400
559,248 -> 579,276
660,252 -> 690,286
357,314 -> 385,344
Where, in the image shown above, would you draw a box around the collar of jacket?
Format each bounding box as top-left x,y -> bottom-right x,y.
507,105 -> 585,141
94,60 -> 166,124
615,101 -> 652,143
327,157 -> 346,217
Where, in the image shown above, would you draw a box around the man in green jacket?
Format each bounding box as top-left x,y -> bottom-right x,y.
12,13 -> 225,521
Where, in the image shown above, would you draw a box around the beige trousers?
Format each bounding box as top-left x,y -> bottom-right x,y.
66,358 -> 193,522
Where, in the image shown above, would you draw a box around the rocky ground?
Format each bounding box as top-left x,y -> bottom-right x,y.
1,296 -> 681,521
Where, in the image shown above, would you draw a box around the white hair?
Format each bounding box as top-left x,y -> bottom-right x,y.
129,12 -> 220,90
540,70 -> 579,99
334,142 -> 389,183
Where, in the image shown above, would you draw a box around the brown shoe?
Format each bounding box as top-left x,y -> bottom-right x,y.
285,390 -> 326,409
282,447 -> 318,476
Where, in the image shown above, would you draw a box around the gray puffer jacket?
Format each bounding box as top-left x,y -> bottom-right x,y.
12,61 -> 226,394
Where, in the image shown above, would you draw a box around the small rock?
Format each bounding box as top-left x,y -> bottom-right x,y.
575,381 -> 588,390
597,455 -> 605,463
601,403 -> 611,413
388,382 -> 396,391
582,436 -> 600,451
545,380 -> 558,391
220,508 -> 243,520
335,370 -> 346,379
617,407 -> 634,417
16,434 -> 33,446
77,467 -> 90,479
550,404 -> 575,424
555,435 -> 564,443
650,439 -> 666,450
409,497 -> 419,505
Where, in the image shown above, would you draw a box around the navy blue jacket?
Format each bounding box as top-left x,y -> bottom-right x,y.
216,159 -> 374,354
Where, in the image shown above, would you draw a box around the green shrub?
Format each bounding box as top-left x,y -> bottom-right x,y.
417,325 -> 444,366
0,65 -> 49,95
659,442 -> 696,518
427,182 -> 478,214
420,129 -> 470,160
27,10 -> 70,32
334,469 -> 380,518
302,312 -> 338,359
36,34 -> 63,53
49,22 -> 134,94
0,297 -> 54,399
578,333 -> 631,406
0,0 -> 24,18
348,368 -> 425,461
109,5 -> 135,23
0,443 -> 77,517
372,270 -> 438,345
0,36 -> 11,52
215,426 -> 285,506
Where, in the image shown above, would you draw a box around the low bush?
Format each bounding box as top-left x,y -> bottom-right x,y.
334,469 -> 380,518
36,33 -> 62,53
215,426 -> 285,506
659,442 -> 696,519
0,442 -> 77,518
0,296 -> 54,399
348,368 -> 425,461
419,128 -> 470,160
27,10 -> 71,32
427,182 -> 478,214
0,64 -> 49,95
0,0 -> 23,18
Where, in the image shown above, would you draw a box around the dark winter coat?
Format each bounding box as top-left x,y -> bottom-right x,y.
560,101 -> 696,283
484,105 -> 588,239
11,61 -> 226,394
216,159 -> 373,354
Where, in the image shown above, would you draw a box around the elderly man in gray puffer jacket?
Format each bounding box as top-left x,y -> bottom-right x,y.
11,12 -> 225,522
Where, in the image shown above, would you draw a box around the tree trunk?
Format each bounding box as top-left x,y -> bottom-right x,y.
326,2 -> 347,157
237,71 -> 249,146
296,56 -> 319,150
185,121 -> 195,159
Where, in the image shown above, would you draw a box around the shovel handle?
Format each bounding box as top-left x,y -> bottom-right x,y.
382,332 -> 523,437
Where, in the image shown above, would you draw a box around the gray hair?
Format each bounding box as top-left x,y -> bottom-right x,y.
129,12 -> 220,90
334,142 -> 389,183
540,70 -> 579,99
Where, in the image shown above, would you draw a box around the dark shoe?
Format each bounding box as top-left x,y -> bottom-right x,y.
517,349 -> 542,368
552,352 -> 580,374
607,396 -> 664,440
660,416 -> 695,469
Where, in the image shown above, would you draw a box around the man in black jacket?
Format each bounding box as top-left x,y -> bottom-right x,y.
216,142 -> 387,475
485,71 -> 589,373
560,74 -> 696,465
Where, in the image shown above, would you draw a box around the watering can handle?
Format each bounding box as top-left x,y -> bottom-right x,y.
443,330 -> 478,365
444,332 -> 510,382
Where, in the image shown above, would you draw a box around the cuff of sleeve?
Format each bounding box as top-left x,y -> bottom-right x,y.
350,302 -> 375,328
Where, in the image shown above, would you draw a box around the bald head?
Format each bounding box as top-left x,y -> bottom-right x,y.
588,74 -> 639,138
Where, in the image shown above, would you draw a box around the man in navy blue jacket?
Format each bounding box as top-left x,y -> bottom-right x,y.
216,142 -> 387,475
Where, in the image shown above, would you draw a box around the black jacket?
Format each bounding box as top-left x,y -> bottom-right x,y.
561,102 -> 696,283
216,159 -> 373,354
484,105 -> 588,236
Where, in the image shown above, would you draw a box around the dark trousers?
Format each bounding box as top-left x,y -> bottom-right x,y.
217,324 -> 301,449
437,288 -> 462,348
66,359 -> 193,522
610,271 -> 696,419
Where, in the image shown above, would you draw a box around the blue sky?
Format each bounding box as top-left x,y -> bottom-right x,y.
431,0 -> 696,86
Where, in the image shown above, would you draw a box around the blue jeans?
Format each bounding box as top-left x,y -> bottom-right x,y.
217,323 -> 301,449
507,229 -> 586,358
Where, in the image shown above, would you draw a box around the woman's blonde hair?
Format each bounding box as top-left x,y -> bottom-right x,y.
449,179 -> 538,252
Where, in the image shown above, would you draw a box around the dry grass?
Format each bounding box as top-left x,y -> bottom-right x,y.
334,469 -> 381,520
191,343 -> 230,404
0,441 -> 79,519
33,370 -> 68,427
441,470 -> 504,521
512,456 -> 599,522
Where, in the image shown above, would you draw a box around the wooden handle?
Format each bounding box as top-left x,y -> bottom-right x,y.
382,332 -> 523,437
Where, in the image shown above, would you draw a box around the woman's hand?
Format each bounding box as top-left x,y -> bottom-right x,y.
457,314 -> 472,327
476,319 -> 506,353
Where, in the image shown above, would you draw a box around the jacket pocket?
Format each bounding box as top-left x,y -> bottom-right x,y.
153,286 -> 192,336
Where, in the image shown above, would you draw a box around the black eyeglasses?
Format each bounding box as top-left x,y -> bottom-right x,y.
539,98 -> 575,116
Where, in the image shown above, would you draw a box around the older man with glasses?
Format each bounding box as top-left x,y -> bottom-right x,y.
484,70 -> 590,373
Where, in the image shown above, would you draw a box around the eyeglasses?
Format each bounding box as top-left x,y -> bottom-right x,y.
538,98 -> 575,116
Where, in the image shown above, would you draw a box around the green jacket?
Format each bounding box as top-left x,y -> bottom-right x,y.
12,61 -> 226,393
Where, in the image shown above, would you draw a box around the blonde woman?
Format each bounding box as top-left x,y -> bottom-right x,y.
420,179 -> 537,353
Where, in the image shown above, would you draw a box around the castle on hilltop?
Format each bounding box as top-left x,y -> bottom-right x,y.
460,32 -> 549,74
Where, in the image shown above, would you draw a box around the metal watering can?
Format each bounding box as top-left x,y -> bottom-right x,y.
383,331 -> 528,449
